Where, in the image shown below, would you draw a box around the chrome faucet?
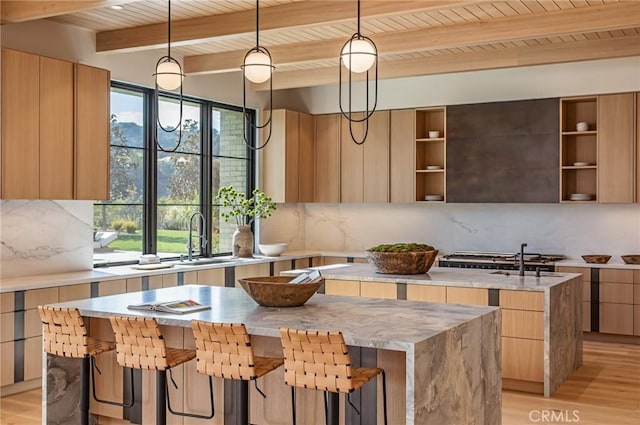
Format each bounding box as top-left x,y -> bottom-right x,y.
519,243 -> 528,276
187,212 -> 207,261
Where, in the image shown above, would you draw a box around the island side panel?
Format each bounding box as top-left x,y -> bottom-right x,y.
412,309 -> 501,425
546,275 -> 583,397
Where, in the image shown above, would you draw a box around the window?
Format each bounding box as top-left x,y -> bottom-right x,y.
93,83 -> 254,265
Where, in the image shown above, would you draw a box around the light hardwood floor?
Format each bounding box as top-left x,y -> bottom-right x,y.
1,340 -> 638,424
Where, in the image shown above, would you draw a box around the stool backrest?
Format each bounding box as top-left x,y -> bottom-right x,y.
279,328 -> 355,394
191,320 -> 258,380
38,306 -> 90,358
109,316 -> 169,370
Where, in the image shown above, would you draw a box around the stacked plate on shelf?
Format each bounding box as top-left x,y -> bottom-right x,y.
569,193 -> 593,201
426,165 -> 442,170
573,161 -> 593,166
424,195 -> 444,201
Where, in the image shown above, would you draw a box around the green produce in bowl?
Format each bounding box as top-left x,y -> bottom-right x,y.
367,243 -> 435,253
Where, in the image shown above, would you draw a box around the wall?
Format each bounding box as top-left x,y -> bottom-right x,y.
0,201 -> 94,278
261,203 -> 640,260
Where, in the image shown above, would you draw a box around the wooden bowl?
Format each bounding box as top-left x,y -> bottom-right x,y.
366,250 -> 439,274
238,276 -> 323,307
582,255 -> 611,264
621,255 -> 640,265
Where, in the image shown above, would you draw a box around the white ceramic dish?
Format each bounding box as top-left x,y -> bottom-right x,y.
428,131 -> 441,139
573,161 -> 592,166
424,195 -> 444,201
426,165 -> 442,170
259,243 -> 288,257
576,122 -> 589,132
569,193 -> 593,201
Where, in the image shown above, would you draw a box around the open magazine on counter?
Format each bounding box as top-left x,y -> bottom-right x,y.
127,299 -> 210,314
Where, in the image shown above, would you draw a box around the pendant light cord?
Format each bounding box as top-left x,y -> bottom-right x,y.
357,0 -> 361,35
255,0 -> 260,47
167,0 -> 172,58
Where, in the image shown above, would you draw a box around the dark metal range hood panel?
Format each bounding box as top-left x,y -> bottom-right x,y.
446,98 -> 559,203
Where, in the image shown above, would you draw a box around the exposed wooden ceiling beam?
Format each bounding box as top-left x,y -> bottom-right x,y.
0,0 -> 133,24
185,1 -> 640,75
255,34 -> 640,90
95,0 -> 479,53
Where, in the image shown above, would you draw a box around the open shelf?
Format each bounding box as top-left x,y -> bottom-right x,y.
415,107 -> 446,202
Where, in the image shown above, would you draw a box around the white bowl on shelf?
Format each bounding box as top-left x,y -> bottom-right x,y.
569,193 -> 593,201
424,195 -> 444,201
428,131 -> 441,139
576,122 -> 589,132
259,243 -> 288,257
572,161 -> 593,166
426,165 -> 442,170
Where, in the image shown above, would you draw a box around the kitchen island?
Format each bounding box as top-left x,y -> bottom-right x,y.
43,284 -> 500,425
295,264 -> 583,397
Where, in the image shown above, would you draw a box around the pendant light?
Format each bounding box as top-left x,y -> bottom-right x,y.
339,0 -> 378,145
153,0 -> 185,153
241,0 -> 275,150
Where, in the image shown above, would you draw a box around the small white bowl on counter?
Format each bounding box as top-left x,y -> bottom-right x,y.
259,243 -> 288,257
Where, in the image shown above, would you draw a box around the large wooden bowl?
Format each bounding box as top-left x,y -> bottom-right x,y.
238,276 -> 323,307
366,250 -> 439,274
582,255 -> 611,264
621,255 -> 640,265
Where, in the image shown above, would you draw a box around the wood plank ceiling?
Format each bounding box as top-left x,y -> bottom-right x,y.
4,0 -> 640,90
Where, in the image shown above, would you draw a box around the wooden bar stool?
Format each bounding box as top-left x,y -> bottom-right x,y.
108,316 -> 214,425
38,306 -> 133,425
191,320 -> 284,425
279,328 -> 387,425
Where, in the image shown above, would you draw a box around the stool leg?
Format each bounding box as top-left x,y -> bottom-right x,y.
291,387 -> 296,425
236,380 -> 249,425
381,371 -> 388,425
326,392 -> 339,425
156,370 -> 167,425
80,357 -> 90,425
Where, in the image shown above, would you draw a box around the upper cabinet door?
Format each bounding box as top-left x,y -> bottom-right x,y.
315,114 -> 340,203
75,63 -> 110,200
260,109 -> 300,203
598,93 -> 635,203
298,112 -> 315,203
39,56 -> 74,199
1,48 -> 40,199
363,110 -> 390,203
389,109 -> 415,203
340,113 -> 365,203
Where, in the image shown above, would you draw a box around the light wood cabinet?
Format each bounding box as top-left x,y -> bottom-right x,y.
598,93 -> 635,203
560,96 -> 598,203
415,107 -> 446,202
324,279 -> 360,297
502,337 -> 544,383
406,284 -> 446,302
600,303 -> 634,335
261,109 -> 314,203
390,109 -> 415,203
75,63 -> 110,200
360,281 -> 397,299
340,111 -> 390,203
446,287 -> 487,305
314,114 -> 341,203
1,48 -> 110,200
637,93 -> 640,203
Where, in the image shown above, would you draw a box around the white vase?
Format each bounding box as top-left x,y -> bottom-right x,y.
232,225 -> 254,258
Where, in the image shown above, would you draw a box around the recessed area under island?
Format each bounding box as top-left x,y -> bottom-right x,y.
294,263 -> 583,397
43,284 -> 500,425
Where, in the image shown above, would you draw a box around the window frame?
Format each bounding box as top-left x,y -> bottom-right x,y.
94,81 -> 255,266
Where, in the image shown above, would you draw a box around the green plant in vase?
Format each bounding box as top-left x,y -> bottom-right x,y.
215,186 -> 276,257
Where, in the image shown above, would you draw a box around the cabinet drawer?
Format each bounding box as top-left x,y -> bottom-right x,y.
502,337 -> 544,383
446,287 -> 487,306
583,302 -> 591,332
0,312 -> 14,343
98,279 -> 126,296
235,263 -> 270,286
360,282 -> 397,300
600,268 -> 634,284
635,270 -> 640,284
599,303 -> 633,335
162,273 -> 178,288
24,309 -> 42,338
24,336 -> 42,381
1,293 -> 15,313
634,306 -> 640,336
59,284 -> 91,302
272,260 -> 295,276
1,341 -> 14,386
148,275 -> 163,290
196,268 -> 224,286
406,285 -> 446,303
634,283 -> 640,305
583,281 -> 590,302
24,287 -> 58,310
502,310 -> 544,340
322,257 -> 349,265
500,290 -> 544,311
557,266 -> 590,282
599,283 -> 633,304
324,279 -> 360,297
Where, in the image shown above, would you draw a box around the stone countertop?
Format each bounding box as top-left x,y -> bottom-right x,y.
50,284 -> 498,350
0,252 -> 320,293
555,259 -> 640,270
287,263 -> 581,292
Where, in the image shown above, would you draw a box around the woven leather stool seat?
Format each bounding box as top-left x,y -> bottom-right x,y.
280,327 -> 387,425
191,321 -> 283,380
109,316 -> 195,370
39,306 -> 115,358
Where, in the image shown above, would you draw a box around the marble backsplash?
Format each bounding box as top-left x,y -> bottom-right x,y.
262,203 -> 640,259
0,200 -> 94,278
